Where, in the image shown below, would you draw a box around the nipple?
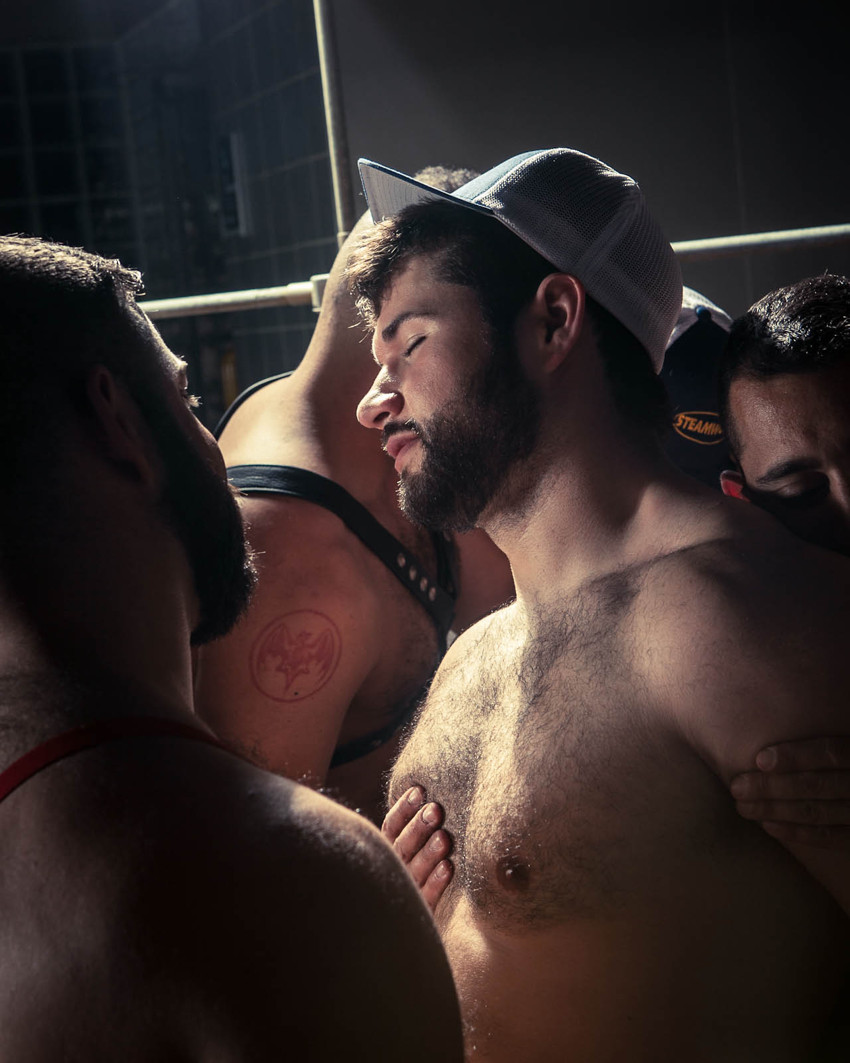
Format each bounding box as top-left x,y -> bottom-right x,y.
496,854 -> 532,892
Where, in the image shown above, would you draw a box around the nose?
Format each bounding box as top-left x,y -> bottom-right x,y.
356,372 -> 404,430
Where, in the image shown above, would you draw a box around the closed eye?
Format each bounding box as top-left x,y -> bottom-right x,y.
775,481 -> 830,510
752,478 -> 830,511
404,336 -> 425,358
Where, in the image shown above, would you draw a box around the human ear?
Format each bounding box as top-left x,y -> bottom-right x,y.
535,273 -> 585,375
85,365 -> 158,487
719,469 -> 750,502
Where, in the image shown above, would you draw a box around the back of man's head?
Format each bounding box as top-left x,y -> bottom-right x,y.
0,237 -> 163,460
1,236 -> 255,644
719,274 -> 850,454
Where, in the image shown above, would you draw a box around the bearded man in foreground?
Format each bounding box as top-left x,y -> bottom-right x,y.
350,150 -> 850,1061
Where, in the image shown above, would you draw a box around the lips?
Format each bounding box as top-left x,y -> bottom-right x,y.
384,430 -> 420,472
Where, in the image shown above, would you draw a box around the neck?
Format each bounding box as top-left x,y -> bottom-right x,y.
0,488 -> 197,739
0,593 -> 196,767
481,390 -> 687,604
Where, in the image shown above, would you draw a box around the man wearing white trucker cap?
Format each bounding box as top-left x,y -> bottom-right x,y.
349,149 -> 850,1060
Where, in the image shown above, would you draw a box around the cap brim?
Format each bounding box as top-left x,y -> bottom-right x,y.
358,158 -> 493,223
667,286 -> 733,349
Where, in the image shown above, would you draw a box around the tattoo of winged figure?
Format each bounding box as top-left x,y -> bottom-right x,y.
250,610 -> 342,702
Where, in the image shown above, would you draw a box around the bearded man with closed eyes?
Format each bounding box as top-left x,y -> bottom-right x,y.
349,150 -> 850,1061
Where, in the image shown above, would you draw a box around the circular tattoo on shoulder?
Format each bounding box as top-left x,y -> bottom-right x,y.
250,610 -> 342,702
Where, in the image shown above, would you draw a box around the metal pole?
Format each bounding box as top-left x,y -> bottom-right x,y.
313,0 -> 356,248
673,222 -> 850,261
139,280 -> 316,321
136,223 -> 850,322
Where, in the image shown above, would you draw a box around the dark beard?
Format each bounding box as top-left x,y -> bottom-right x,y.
394,331 -> 540,533
152,413 -> 256,646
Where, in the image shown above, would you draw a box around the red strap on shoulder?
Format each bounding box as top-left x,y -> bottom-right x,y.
0,717 -> 225,805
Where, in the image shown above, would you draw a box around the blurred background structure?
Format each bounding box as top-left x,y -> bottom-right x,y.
2,0 -> 848,427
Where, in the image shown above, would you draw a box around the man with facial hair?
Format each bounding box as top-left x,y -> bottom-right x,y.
349,150 -> 850,1059
0,236 -> 463,1060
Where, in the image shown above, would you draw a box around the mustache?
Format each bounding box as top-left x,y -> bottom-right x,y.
381,419 -> 422,451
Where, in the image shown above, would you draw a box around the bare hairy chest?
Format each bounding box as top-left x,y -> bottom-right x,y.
390,596 -> 719,926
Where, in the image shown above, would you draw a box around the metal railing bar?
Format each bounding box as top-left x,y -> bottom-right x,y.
141,279 -> 318,320
672,222 -> 850,260
138,223 -> 850,321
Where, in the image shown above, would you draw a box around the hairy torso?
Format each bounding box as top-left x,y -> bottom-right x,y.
390,559 -> 849,1061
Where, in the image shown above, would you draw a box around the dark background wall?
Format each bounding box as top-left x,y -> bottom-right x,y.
2,0 -> 848,419
1,0 -> 333,425
332,0 -> 850,318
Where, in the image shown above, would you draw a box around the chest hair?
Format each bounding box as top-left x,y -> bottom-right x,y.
390,569 -> 687,925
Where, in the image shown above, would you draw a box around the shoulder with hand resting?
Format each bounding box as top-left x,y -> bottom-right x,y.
635,530 -> 850,779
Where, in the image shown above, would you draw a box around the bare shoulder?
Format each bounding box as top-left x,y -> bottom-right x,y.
641,519 -> 850,650
171,755 -> 463,1059
194,491 -> 385,774
239,489 -> 382,591
231,488 -> 400,635
217,373 -> 306,462
635,520 -> 850,777
74,740 -> 462,1059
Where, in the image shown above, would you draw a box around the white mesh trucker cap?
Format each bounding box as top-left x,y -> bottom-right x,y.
358,149 -> 683,371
